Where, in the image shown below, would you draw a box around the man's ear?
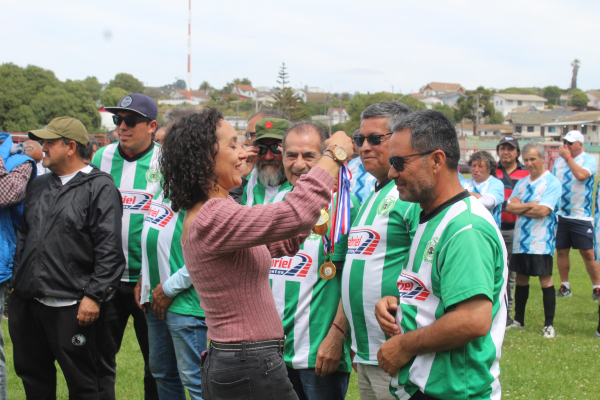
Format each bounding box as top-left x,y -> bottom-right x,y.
430,150 -> 447,173
148,120 -> 158,134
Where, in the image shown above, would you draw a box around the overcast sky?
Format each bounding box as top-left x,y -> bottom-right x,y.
3,0 -> 599,94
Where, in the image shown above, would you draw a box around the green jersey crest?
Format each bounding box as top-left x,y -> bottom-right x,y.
423,237 -> 439,263
377,195 -> 396,216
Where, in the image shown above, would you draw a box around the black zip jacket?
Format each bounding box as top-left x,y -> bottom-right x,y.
12,167 -> 125,302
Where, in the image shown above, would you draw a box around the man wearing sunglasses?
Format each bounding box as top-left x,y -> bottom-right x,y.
340,102 -> 420,400
347,129 -> 377,204
239,118 -> 293,206
552,130 -> 600,301
376,110 -> 507,400
93,93 -> 161,400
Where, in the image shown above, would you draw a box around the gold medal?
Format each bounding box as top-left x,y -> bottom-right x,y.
312,209 -> 330,236
319,261 -> 336,280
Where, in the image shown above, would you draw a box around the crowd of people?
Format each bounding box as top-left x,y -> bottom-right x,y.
0,92 -> 599,400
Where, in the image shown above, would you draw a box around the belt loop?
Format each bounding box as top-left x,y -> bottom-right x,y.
241,341 -> 247,361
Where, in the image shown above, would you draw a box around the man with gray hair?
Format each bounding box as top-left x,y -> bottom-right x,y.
376,109 -> 507,400
341,102 -> 421,400
506,143 -> 561,338
269,120 -> 360,399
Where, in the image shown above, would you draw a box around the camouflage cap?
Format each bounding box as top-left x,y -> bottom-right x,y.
254,118 -> 291,143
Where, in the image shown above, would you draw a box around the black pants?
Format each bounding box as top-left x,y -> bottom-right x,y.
96,282 -> 158,400
8,293 -> 102,400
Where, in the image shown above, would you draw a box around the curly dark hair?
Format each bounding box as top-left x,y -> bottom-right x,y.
468,150 -> 497,177
160,107 -> 223,212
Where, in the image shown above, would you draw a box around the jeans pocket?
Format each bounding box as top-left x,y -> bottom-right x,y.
264,352 -> 284,373
210,377 -> 252,400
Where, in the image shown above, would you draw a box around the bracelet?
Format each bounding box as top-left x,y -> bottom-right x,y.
566,156 -> 572,160
330,323 -> 348,337
322,153 -> 337,163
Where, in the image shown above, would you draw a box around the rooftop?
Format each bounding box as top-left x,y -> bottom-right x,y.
234,84 -> 257,91
493,93 -> 548,102
425,82 -> 464,92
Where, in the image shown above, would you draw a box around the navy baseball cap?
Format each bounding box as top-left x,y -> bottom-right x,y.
105,93 -> 158,121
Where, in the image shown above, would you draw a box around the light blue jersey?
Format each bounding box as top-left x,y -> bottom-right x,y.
594,181 -> 600,261
552,152 -> 596,221
348,157 -> 376,204
511,171 -> 562,255
463,176 -> 505,228
458,172 -> 466,186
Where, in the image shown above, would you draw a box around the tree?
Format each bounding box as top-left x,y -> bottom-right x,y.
101,87 -> 128,107
455,87 -> 495,122
570,90 -> 588,108
0,63 -> 101,132
433,104 -> 456,123
571,59 -> 581,89
276,63 -> 289,90
107,73 -> 145,94
343,92 -> 395,134
81,76 -> 102,100
199,81 -> 212,92
543,86 -> 562,106
173,79 -> 187,90
398,96 -> 426,112
488,112 -> 505,124
499,87 -> 537,95
271,88 -> 307,121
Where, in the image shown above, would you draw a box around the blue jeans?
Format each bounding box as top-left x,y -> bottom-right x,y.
286,367 -> 350,400
0,282 -> 8,400
146,307 -> 207,400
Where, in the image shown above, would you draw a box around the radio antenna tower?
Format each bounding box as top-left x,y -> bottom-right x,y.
187,0 -> 191,100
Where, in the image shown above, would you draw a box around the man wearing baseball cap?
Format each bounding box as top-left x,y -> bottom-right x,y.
495,136 -> 530,324
9,117 -> 125,398
239,117 -> 293,206
92,94 -> 160,399
552,130 -> 600,301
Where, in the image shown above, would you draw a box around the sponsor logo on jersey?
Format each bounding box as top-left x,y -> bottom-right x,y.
307,232 -> 321,241
423,237 -> 439,263
397,273 -> 431,301
377,196 -> 396,216
146,168 -> 162,183
145,202 -> 174,227
270,253 -> 312,278
121,190 -> 153,211
346,229 -> 380,255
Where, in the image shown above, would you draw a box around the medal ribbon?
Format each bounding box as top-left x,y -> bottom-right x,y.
328,164 -> 352,253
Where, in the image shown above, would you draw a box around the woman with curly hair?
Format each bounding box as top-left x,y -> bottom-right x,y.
160,107 -> 353,399
463,150 -> 505,228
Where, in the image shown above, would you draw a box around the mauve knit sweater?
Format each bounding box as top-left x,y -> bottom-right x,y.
183,167 -> 334,342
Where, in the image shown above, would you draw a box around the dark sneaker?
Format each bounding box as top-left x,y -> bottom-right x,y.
556,284 -> 572,297
595,331 -> 600,340
593,287 -> 600,302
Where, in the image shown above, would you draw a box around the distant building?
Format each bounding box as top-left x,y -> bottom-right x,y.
491,93 -> 548,116
311,108 -> 349,126
293,89 -> 307,102
232,85 -> 257,100
306,92 -> 330,104
421,82 -> 466,97
507,113 -> 555,137
306,87 -> 325,93
99,107 -> 116,130
542,111 -> 600,144
159,89 -> 210,106
255,86 -> 274,95
586,90 -> 600,108
456,124 -> 514,137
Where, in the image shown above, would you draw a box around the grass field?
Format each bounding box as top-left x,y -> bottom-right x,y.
2,253 -> 599,399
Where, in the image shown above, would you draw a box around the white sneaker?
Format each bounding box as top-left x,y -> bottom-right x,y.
542,325 -> 556,338
506,320 -> 524,330
594,331 -> 600,340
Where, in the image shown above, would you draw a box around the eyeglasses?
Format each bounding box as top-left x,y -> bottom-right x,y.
354,132 -> 393,148
245,131 -> 256,140
562,139 -> 574,145
256,143 -> 281,155
113,115 -> 151,128
388,151 -> 435,172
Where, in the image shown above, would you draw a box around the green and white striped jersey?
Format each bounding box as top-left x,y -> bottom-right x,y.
269,189 -> 360,372
92,143 -> 162,282
241,169 -> 292,206
341,180 -> 421,364
140,189 -> 204,317
390,194 -> 507,400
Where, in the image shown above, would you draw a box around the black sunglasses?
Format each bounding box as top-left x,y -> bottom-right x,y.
113,115 -> 151,128
354,132 -> 393,148
245,131 -> 256,140
562,139 -> 574,145
388,151 -> 435,172
256,143 -> 281,155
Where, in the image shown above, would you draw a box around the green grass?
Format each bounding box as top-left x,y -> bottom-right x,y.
3,253 -> 599,399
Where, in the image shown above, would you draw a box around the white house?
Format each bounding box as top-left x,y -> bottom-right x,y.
232,85 -> 257,100
421,82 -> 466,97
99,108 -> 116,130
491,93 -> 548,116
159,90 -> 210,106
586,91 -> 600,109
293,89 -> 307,102
327,108 -> 349,125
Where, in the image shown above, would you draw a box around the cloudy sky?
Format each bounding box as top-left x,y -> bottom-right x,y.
3,0 -> 599,94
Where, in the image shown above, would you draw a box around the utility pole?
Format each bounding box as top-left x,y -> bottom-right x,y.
329,94 -> 332,135
186,0 -> 191,100
474,94 -> 481,136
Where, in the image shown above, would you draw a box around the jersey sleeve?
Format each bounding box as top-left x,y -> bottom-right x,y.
538,177 -> 561,210
489,178 -> 505,207
438,228 -> 499,309
551,160 -> 558,176
332,194 -> 361,262
582,154 -> 597,176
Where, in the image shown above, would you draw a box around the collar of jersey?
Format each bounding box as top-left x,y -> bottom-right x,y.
419,190 -> 470,224
374,178 -> 392,192
118,141 -> 155,163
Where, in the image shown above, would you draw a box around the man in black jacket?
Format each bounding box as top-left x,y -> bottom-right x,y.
9,117 -> 125,399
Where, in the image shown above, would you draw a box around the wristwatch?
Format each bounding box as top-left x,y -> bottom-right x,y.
325,145 -> 348,164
